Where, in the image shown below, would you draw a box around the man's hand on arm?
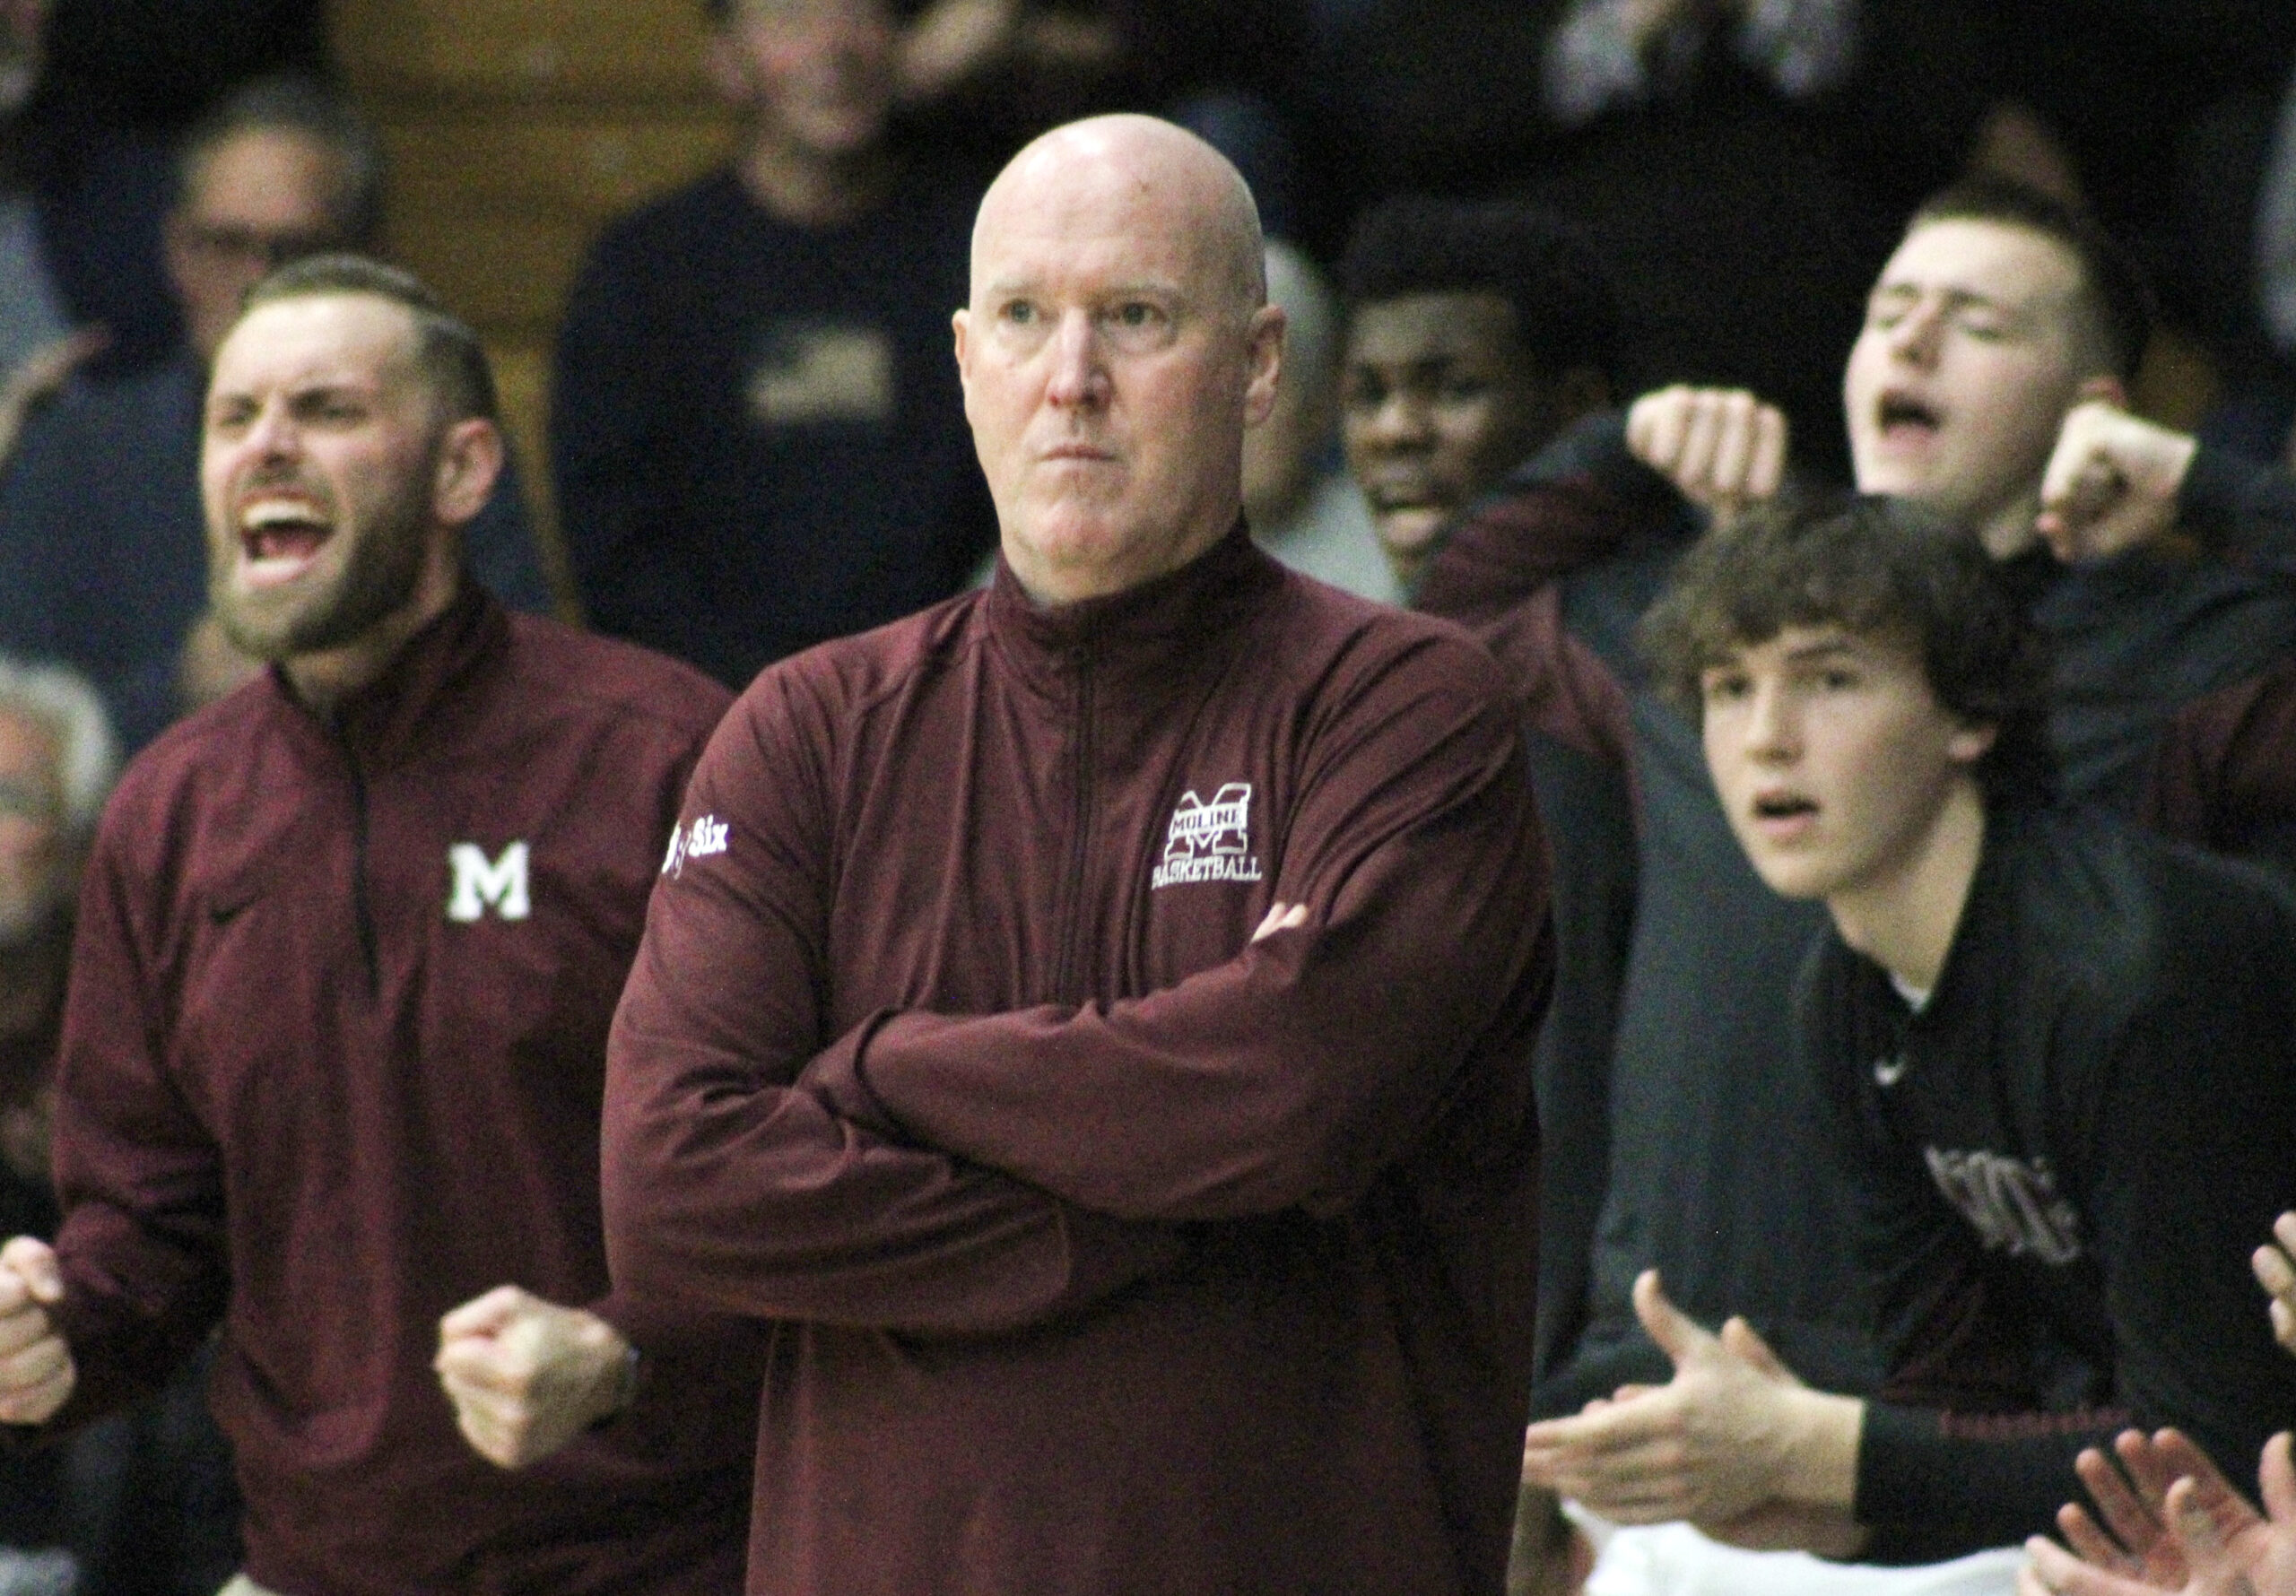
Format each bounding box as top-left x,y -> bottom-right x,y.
0,1236 -> 74,1426
434,1286 -> 637,1470
2021,1429 -> 2296,1596
1624,386 -> 1788,521
2254,1212 -> 2296,1358
2035,401 -> 2199,564
1518,1271 -> 1866,1555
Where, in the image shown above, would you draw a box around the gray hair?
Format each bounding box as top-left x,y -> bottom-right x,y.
0,657 -> 119,839
178,73 -> 388,249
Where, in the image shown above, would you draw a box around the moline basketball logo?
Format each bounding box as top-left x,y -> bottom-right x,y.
1152,783 -> 1263,889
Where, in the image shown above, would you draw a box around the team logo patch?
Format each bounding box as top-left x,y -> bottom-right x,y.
1923,1148 -> 2083,1265
662,814 -> 730,879
447,841 -> 530,923
1152,783 -> 1264,890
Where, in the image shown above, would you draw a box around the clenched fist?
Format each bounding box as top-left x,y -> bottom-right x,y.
435,1286 -> 635,1469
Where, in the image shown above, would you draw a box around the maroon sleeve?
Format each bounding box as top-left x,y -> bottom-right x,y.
801,637 -> 1552,1223
46,825 -> 231,1427
1414,480 -> 1623,627
578,685 -> 777,1454
1469,588 -> 1638,792
2142,658 -> 2296,858
601,671 -> 1185,1336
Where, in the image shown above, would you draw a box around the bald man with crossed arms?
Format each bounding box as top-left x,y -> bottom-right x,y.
600,114 -> 1555,1596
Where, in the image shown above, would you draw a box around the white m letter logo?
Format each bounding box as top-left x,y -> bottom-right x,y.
447,841 -> 531,923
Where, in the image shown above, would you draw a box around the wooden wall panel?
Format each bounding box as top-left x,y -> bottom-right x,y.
335,0 -> 719,103
381,119 -> 733,236
333,0 -> 738,620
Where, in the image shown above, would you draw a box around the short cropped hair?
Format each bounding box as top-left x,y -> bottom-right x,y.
1338,196 -> 1622,389
178,73 -> 387,249
239,255 -> 500,425
1908,176 -> 2154,382
1639,493 -> 2057,808
0,656 -> 119,841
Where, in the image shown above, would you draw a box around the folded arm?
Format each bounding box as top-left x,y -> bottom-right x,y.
602,674 -> 1187,1337
797,641 -> 1552,1222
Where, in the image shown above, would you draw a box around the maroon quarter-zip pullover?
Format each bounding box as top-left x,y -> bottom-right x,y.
605,528 -> 1554,1596
47,588 -> 761,1595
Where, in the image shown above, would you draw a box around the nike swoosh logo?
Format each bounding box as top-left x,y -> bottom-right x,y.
1874,1054 -> 1908,1088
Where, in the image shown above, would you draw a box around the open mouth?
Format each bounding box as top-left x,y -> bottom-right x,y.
236,495 -> 334,585
1363,473 -> 1440,515
1875,391 -> 1941,441
1752,792 -> 1819,824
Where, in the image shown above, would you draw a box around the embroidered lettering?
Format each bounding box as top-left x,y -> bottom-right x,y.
1152,784 -> 1264,890
1923,1148 -> 2083,1265
447,841 -> 531,923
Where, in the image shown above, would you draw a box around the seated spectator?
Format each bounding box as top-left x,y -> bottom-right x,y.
552,0 -> 996,691
1337,195 -> 1618,594
1339,197 -> 1657,1448
1244,240 -> 1394,602
0,656 -> 239,1596
0,74 -> 549,753
1519,493 -> 2296,1564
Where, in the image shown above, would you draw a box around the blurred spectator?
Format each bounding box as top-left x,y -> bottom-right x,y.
0,0 -> 101,471
1540,0 -> 1861,131
0,657 -> 238,1596
2262,1212 -> 2296,1356
1988,1 -> 2296,374
1244,242 -> 1394,602
1518,0 -> 2005,481
1337,197 -> 1643,1442
10,0 -> 325,377
0,75 -> 550,753
552,0 -> 996,690
0,0 -> 63,374
888,2 -> 1310,236
889,0 -> 1123,163
2266,67 -> 2296,382
1338,195 -> 1618,593
2235,57 -> 2296,472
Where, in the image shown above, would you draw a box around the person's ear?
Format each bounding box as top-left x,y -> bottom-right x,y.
950,307 -> 974,412
432,417 -> 505,528
161,208 -> 199,304
1946,720 -> 1998,768
1242,303 -> 1285,428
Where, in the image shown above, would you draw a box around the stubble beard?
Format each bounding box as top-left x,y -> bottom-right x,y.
213,455 -> 437,665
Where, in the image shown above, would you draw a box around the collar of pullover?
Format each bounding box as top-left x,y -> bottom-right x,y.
267,581 -> 507,772
984,519 -> 1283,696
